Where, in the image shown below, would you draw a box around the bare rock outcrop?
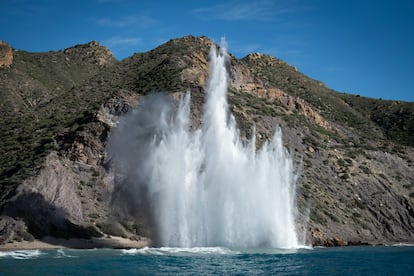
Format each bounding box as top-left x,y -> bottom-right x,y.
63,40 -> 115,65
5,152 -> 84,223
0,40 -> 13,68
180,52 -> 209,87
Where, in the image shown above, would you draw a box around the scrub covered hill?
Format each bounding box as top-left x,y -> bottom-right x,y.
0,36 -> 413,246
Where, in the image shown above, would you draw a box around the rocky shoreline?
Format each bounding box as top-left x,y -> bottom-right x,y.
2,236 -> 413,252
0,236 -> 150,252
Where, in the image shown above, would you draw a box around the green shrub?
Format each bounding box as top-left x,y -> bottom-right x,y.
340,173 -> 350,180
359,165 -> 371,174
121,221 -> 142,235
323,210 -> 339,223
96,222 -> 126,238
337,159 -> 346,167
344,158 -> 353,165
379,173 -> 387,180
310,209 -> 327,224
18,230 -> 35,242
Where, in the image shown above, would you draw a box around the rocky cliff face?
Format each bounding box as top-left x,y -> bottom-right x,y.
63,40 -> 115,66
0,36 -> 413,246
0,41 -> 13,68
1,89 -> 141,242
242,51 -> 414,245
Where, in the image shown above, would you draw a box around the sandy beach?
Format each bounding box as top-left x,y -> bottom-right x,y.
0,236 -> 151,251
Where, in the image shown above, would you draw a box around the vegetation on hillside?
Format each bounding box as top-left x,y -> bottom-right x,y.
339,94 -> 414,146
241,53 -> 414,147
0,44 -> 117,195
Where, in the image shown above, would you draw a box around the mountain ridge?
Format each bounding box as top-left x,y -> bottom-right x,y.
0,35 -> 413,247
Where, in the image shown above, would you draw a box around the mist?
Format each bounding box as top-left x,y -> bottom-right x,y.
107,42 -> 300,248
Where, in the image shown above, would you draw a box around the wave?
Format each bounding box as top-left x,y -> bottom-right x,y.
121,246 -> 314,256
0,250 -> 44,259
391,243 -> 414,247
122,246 -> 240,256
54,249 -> 77,258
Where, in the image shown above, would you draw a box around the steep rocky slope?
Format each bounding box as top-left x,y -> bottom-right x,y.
241,52 -> 414,244
0,41 -> 13,68
0,35 -> 413,246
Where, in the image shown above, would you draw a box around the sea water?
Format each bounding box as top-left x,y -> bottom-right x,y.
1,246 -> 414,275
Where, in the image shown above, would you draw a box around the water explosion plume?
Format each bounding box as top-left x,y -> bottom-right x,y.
108,40 -> 300,248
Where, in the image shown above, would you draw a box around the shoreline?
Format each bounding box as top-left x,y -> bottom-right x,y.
0,236 -> 151,252
1,237 -> 413,252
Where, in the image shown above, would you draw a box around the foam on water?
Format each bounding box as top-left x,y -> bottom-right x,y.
0,250 -> 44,259
55,249 -> 77,258
390,243 -> 414,247
122,246 -> 240,256
121,246 -> 314,256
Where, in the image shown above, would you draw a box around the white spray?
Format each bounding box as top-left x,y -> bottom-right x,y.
109,40 -> 299,249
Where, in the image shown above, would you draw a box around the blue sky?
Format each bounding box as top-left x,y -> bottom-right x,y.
1,0 -> 413,101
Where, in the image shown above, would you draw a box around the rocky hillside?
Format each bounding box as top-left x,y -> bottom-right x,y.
0,35 -> 413,246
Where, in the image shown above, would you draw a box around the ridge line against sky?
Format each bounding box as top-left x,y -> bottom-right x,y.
1,0 -> 413,101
